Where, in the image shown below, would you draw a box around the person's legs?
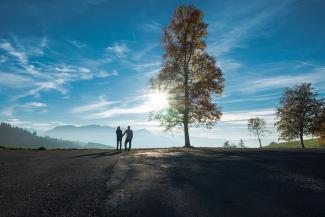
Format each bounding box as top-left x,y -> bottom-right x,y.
129,139 -> 132,151
116,139 -> 119,151
124,139 -> 128,151
117,139 -> 122,151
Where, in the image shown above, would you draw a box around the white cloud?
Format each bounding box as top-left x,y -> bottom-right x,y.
133,61 -> 161,72
142,21 -> 162,33
71,96 -> 120,113
22,102 -> 48,108
237,67 -> 325,93
0,41 -> 28,64
221,108 -> 276,124
41,36 -> 48,48
106,42 -> 130,57
0,40 -> 42,77
1,108 -> 14,117
109,119 -> 161,129
0,73 -> 32,86
208,1 -> 293,57
87,104 -> 152,119
221,93 -> 279,104
2,118 -> 63,132
6,118 -> 31,125
218,58 -> 241,73
66,39 -> 87,48
0,102 -> 48,118
132,43 -> 158,61
0,37 -> 119,101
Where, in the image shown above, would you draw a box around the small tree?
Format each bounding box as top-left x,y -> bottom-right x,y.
238,139 -> 245,148
223,141 -> 230,148
275,83 -> 319,148
231,143 -> 237,148
248,117 -> 266,148
150,5 -> 224,147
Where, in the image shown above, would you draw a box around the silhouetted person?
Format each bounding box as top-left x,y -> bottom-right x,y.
123,126 -> 133,151
116,126 -> 122,151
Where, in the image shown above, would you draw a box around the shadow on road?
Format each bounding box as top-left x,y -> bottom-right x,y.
71,150 -> 121,158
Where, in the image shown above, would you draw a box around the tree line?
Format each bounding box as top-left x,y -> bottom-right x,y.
0,122 -> 84,149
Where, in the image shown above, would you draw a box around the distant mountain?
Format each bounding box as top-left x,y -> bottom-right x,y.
84,142 -> 113,149
45,124 -> 176,148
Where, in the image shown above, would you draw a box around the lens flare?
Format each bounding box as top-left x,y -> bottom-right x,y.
149,91 -> 169,111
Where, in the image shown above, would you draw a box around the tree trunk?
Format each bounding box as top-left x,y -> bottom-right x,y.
299,133 -> 305,148
183,54 -> 191,148
183,113 -> 191,148
257,133 -> 262,148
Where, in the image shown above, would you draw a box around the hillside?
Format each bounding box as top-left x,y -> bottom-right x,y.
0,123 -> 113,149
267,139 -> 325,148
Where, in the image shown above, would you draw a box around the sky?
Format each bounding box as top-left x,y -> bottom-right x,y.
0,0 -> 325,147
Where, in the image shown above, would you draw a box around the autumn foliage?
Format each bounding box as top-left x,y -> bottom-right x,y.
150,5 -> 224,147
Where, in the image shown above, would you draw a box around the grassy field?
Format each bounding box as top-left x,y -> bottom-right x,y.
267,138 -> 325,148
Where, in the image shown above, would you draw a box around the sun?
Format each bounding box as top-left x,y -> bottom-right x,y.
149,90 -> 169,111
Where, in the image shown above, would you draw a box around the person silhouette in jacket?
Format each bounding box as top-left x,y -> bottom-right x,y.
116,126 -> 122,151
123,126 -> 133,151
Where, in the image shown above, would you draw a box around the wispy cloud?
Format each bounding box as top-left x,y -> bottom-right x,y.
0,41 -> 28,64
71,93 -> 152,120
0,101 -> 48,117
217,58 -> 241,74
208,0 -> 293,57
21,102 -> 47,109
221,108 -> 276,124
2,118 -> 65,132
220,93 -> 279,104
0,39 -> 41,76
235,66 -> 325,93
88,104 -> 152,119
131,43 -> 158,61
65,38 -> 87,48
106,42 -> 130,57
71,96 -> 120,113
41,36 -> 48,48
0,37 -> 118,101
1,108 -> 14,117
142,21 -> 162,33
0,73 -> 32,86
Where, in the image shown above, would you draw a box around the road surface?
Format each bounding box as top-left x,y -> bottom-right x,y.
1,148 -> 325,217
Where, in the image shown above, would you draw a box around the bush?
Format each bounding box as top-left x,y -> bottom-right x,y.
37,146 -> 46,150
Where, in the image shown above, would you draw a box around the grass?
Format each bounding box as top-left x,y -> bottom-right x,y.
267,138 -> 325,148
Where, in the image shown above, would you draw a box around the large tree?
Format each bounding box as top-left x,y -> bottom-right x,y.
150,5 -> 224,147
248,117 -> 266,148
275,83 -> 320,148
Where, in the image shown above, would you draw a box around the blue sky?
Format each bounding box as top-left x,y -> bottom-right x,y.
0,0 -> 325,147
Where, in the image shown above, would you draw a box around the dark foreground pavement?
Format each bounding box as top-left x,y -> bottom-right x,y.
1,148 -> 325,217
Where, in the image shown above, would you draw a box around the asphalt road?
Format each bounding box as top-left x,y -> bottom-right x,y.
1,148 -> 325,217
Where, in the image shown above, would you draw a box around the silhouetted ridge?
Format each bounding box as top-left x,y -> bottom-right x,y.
0,122 -> 112,149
